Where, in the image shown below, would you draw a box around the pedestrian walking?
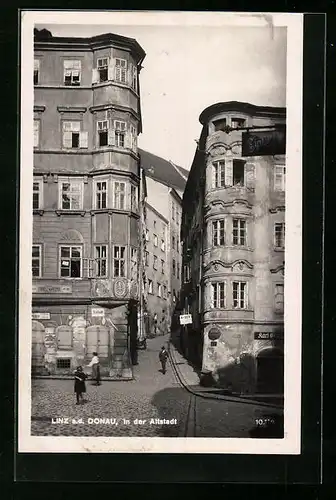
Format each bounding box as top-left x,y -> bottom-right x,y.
159,346 -> 169,374
74,366 -> 87,405
87,352 -> 101,385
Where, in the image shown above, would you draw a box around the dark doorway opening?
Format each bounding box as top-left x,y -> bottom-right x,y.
256,348 -> 284,394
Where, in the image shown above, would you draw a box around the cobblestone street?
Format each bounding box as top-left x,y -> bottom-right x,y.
31,334 -> 283,438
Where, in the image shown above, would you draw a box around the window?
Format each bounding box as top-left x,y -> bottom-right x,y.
213,161 -> 225,188
274,223 -> 285,249
131,64 -> 137,91
34,120 -> 40,148
97,58 -> 109,82
233,160 -> 245,186
176,237 -> 179,253
211,282 -> 226,308
172,259 -> 176,276
97,120 -> 109,147
153,234 -> 158,247
213,118 -> 227,132
177,263 -> 180,279
274,165 -> 286,191
33,180 -> 42,210
274,284 -> 284,313
233,219 -> 246,246
113,181 -> 126,209
173,290 -> 176,303
153,255 -> 158,270
212,220 -> 225,246
176,209 -> 180,226
95,181 -> 107,209
114,120 -> 126,147
57,358 -> 71,369
163,285 -> 167,299
183,264 -> 190,283
161,259 -> 165,274
60,179 -> 83,210
95,245 -> 107,277
172,236 -> 175,249
130,248 -> 138,279
130,124 -> 137,151
145,251 -> 149,267
231,117 -> 246,129
145,229 -> 149,242
115,58 -> 127,83
32,245 -> 42,277
233,281 -> 247,309
113,246 -> 126,277
63,60 -> 81,86
161,239 -> 165,252
158,283 -> 162,297
60,246 -> 82,278
62,121 -> 88,149
148,278 -> 153,294
131,185 -> 138,211
34,59 -> 40,85
172,202 -> 175,220
153,220 -> 156,229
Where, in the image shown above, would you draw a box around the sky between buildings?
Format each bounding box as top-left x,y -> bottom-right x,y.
37,16 -> 287,170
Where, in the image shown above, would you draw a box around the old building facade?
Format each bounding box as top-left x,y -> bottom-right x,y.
180,101 -> 286,395
142,202 -> 169,336
139,149 -> 186,331
32,30 -> 146,378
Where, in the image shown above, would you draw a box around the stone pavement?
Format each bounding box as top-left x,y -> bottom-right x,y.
31,334 -> 191,437
31,333 -> 283,439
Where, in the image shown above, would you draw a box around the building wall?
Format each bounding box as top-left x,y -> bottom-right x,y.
32,34 -> 145,377
143,203 -> 169,336
181,104 -> 285,395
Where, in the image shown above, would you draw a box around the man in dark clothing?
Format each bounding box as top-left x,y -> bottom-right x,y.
159,346 -> 169,374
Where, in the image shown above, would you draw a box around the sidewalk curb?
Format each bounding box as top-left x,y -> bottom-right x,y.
168,341 -> 284,411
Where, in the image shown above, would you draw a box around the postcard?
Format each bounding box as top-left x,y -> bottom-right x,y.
19,10 -> 303,454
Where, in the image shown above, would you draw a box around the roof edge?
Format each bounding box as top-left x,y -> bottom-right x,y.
199,101 -> 286,124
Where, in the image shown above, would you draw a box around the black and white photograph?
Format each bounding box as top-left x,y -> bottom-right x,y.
19,11 -> 303,454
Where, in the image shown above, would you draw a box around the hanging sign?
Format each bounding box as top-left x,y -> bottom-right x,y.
179,314 -> 192,325
91,308 -> 105,318
242,127 -> 286,156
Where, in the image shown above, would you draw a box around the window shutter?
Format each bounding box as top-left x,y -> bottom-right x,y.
224,281 -> 227,308
211,164 -> 216,188
245,163 -> 255,190
125,131 -> 132,149
108,58 -> 115,81
92,68 -> 99,84
108,127 -> 115,146
63,131 -> 72,148
225,159 -> 233,186
127,65 -> 132,87
57,326 -> 72,350
79,131 -> 88,149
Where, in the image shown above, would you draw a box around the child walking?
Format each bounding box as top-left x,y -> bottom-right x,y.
74,366 -> 87,405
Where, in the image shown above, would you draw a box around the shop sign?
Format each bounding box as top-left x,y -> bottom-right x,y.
254,332 -> 284,340
208,328 -> 221,340
32,285 -> 72,294
242,127 -> 286,156
91,308 -> 105,318
179,314 -> 192,325
32,312 -> 50,320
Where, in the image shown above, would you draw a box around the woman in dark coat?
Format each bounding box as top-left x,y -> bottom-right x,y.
74,366 -> 87,404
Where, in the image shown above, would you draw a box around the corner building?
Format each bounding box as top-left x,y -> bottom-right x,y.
180,102 -> 286,395
32,31 -> 146,378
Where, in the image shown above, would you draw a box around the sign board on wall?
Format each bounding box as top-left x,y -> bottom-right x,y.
242,128 -> 286,156
179,314 -> 192,325
32,312 -> 50,320
32,285 -> 72,294
91,308 -> 105,318
254,332 -> 284,340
